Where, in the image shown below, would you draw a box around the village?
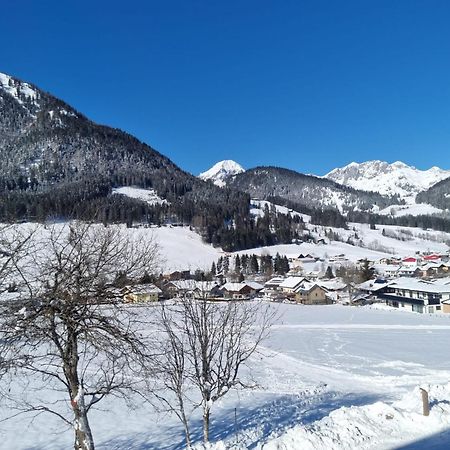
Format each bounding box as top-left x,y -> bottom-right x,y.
121,248 -> 450,315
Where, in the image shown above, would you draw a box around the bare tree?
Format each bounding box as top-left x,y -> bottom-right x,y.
154,297 -> 276,445
0,222 -> 160,450
0,224 -> 36,296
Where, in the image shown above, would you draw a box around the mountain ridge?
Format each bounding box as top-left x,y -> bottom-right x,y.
325,160 -> 450,201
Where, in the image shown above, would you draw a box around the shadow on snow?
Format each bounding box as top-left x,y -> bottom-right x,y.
95,389 -> 382,450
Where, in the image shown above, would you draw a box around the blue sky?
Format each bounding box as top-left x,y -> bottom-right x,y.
1,0 -> 450,174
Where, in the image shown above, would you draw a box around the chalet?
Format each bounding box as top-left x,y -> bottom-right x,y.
264,277 -> 286,291
278,276 -> 308,294
220,283 -> 252,300
296,254 -> 317,263
402,257 -> 418,266
372,264 -> 401,278
423,254 -> 442,262
378,257 -> 401,265
220,282 -> 263,300
192,281 -> 222,299
417,263 -> 446,278
317,279 -> 347,301
164,279 -> 197,298
123,284 -> 162,303
245,281 -> 264,293
358,278 -> 391,295
397,266 -> 420,277
164,280 -> 221,299
163,270 -> 191,281
294,282 -> 331,305
378,278 -> 450,314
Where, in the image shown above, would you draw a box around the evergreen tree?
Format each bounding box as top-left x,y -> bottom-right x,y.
324,266 -> 334,279
235,255 -> 241,274
250,254 -> 259,274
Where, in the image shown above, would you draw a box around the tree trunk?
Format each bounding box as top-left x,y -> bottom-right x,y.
182,416 -> 192,448
179,400 -> 191,448
203,405 -> 210,443
72,387 -> 95,450
65,330 -> 95,450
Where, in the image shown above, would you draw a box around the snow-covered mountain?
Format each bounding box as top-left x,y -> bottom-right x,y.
325,160 -> 450,202
198,160 -> 244,186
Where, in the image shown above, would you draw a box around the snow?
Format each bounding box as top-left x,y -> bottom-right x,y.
151,226 -> 222,271
236,240 -> 392,262
258,383 -> 450,450
0,72 -> 39,106
378,203 -> 445,217
325,160 -> 450,202
3,304 -> 450,449
199,160 -> 245,186
2,220 -> 450,448
250,200 -> 311,222
0,222 -> 222,274
112,186 -> 167,205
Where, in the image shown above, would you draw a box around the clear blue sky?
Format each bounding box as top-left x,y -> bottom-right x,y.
1,0 -> 450,174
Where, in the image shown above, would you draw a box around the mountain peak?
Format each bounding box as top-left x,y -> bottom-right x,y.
325,160 -> 450,200
199,160 -> 245,186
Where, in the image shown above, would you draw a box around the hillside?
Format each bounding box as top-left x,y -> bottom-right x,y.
228,166 -> 401,214
0,72 -> 268,250
416,177 -> 450,210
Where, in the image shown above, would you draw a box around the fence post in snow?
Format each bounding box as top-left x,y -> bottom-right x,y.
420,388 -> 430,416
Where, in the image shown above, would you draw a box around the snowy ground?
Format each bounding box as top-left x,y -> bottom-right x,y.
152,226 -> 222,271
1,223 -> 223,273
112,186 -> 168,205
378,203 -> 445,217
2,304 -> 450,450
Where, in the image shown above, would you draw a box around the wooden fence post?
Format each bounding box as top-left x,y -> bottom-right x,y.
420,388 -> 429,416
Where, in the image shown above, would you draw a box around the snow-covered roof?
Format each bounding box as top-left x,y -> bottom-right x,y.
195,281 -> 219,291
294,282 -> 326,293
317,280 -> 347,291
126,284 -> 162,295
279,276 -> 307,289
168,280 -> 198,290
265,277 -> 286,286
373,264 -> 400,273
358,279 -> 391,292
168,280 -> 218,291
388,278 -> 450,294
221,282 -> 247,292
245,281 -> 264,291
421,263 -> 443,271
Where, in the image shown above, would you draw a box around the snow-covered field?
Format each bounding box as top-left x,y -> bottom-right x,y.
152,226 -> 222,271
112,186 -> 168,205
378,203 -> 445,217
1,223 -> 223,273
2,304 -> 450,450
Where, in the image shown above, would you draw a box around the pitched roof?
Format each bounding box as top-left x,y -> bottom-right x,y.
245,281 -> 264,291
221,282 -> 247,292
279,276 -> 307,289
126,284 -> 162,295
294,282 -> 326,293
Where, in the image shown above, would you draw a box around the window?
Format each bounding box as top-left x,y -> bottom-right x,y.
437,306 -> 441,311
